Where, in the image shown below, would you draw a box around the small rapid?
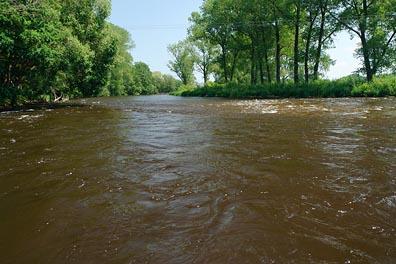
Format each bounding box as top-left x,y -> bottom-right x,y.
1,96 -> 395,263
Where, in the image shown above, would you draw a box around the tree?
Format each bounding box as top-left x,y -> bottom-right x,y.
132,62 -> 157,95
312,0 -> 339,80
292,0 -> 302,84
232,0 -> 271,84
199,0 -> 239,83
193,0 -> 341,85
0,0 -> 121,105
152,71 -> 180,93
299,0 -> 338,83
189,12 -> 220,84
167,40 -> 197,85
333,0 -> 396,82
267,0 -> 287,84
59,0 -> 116,97
162,74 -> 182,92
0,0 -> 64,104
107,23 -> 135,96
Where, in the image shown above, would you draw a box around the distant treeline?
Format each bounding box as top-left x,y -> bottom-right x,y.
168,0 -> 396,87
0,0 -> 181,106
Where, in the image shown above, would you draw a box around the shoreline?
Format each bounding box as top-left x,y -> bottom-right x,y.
0,101 -> 89,113
171,77 -> 396,99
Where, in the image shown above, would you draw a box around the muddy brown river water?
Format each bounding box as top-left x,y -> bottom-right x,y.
1,95 -> 396,263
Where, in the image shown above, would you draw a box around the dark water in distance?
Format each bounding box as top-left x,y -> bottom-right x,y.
1,95 -> 396,263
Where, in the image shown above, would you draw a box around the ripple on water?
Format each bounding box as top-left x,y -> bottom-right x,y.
2,96 -> 396,263
377,195 -> 396,209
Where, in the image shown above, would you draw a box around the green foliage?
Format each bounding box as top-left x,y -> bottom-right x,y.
167,40 -> 197,85
174,75 -> 396,99
352,75 -> 396,97
336,0 -> 396,81
3,0 -> 395,106
0,0 -> 134,105
106,23 -> 135,96
152,71 -> 181,93
188,12 -> 220,83
0,0 -> 64,104
128,62 -> 157,95
170,84 -> 197,96
183,0 -> 340,85
184,0 -> 396,85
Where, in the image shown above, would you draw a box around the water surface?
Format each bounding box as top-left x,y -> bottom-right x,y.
1,96 -> 395,263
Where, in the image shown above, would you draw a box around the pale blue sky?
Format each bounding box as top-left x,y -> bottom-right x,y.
108,0 -> 360,81
108,0 -> 200,75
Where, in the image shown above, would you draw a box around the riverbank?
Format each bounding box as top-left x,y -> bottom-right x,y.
172,75 -> 396,99
0,101 -> 88,113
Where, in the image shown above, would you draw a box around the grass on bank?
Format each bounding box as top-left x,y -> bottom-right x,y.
171,75 -> 396,98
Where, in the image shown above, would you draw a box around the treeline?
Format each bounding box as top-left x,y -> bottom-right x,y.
168,0 -> 396,86
0,0 -> 180,106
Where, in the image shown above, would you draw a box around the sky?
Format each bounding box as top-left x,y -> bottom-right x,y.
108,0 -> 360,81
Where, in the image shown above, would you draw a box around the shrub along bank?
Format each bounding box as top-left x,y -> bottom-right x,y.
172,75 -> 396,99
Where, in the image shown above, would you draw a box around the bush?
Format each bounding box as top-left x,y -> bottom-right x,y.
170,74 -> 396,99
352,75 -> 396,97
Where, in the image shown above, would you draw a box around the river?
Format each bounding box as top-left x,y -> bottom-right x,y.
1,95 -> 395,263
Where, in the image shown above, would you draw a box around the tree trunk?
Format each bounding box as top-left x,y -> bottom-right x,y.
294,4 -> 300,84
230,49 -> 239,82
259,53 -> 264,84
275,20 -> 281,84
204,55 -> 209,84
313,3 -> 326,80
304,12 -> 316,84
361,34 -> 373,82
220,44 -> 228,82
250,42 -> 257,84
264,50 -> 271,83
360,0 -> 373,82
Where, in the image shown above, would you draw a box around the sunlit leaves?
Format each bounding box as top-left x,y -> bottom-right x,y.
336,0 -> 396,80
168,40 -> 197,85
0,0 -> 121,104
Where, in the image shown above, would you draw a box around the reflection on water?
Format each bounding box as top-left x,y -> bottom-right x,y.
1,96 -> 395,263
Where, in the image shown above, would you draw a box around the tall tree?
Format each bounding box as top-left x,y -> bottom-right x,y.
333,0 -> 396,82
189,0 -> 344,85
302,0 -> 319,83
168,40 -> 197,85
189,12 -> 219,84
233,0 -> 273,84
60,0 -> 115,97
0,0 -> 63,104
268,0 -> 284,84
107,23 -> 135,96
292,0 -> 302,84
0,0 -> 121,104
199,0 -> 238,82
192,38 -> 219,84
268,0 -> 295,83
133,62 -> 157,95
312,0 -> 339,80
152,71 -> 180,93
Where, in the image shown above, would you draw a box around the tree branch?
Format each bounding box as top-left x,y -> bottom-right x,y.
327,8 -> 362,38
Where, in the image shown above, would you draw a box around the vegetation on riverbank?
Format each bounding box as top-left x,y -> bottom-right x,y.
2,0 -> 396,106
171,75 -> 396,98
168,0 -> 396,97
0,0 -> 180,107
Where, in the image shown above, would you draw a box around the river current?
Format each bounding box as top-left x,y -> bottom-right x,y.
1,96 -> 395,263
